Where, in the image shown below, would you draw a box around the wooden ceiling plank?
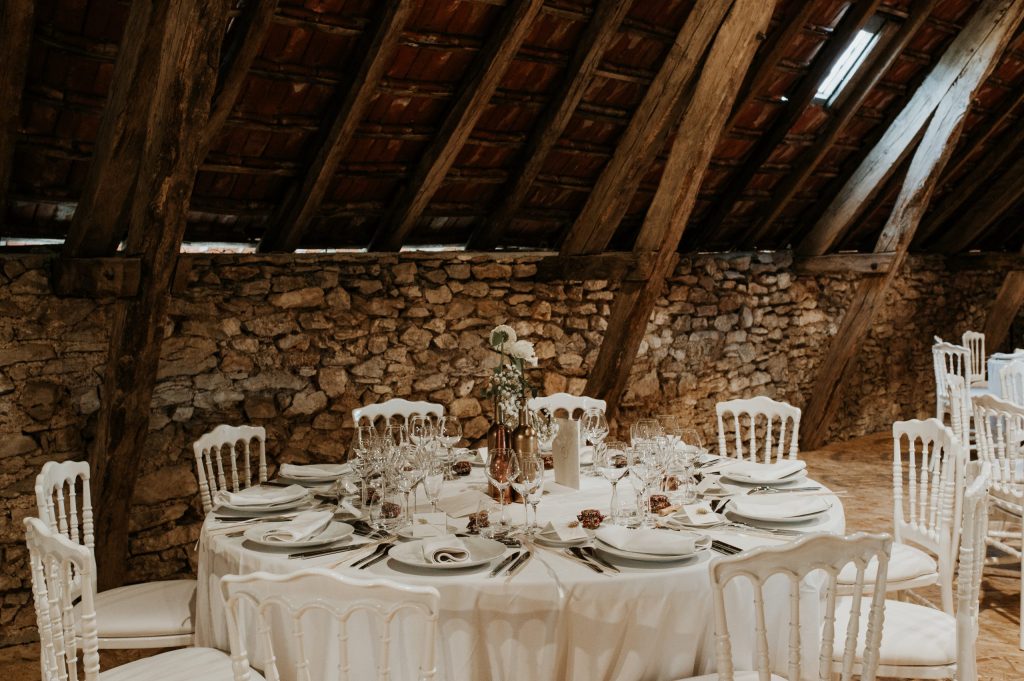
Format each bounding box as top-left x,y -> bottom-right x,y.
701,0 -> 884,241
89,0 -> 230,589
465,0 -> 632,251
0,0 -> 34,227
368,0 -> 545,252
558,0 -> 736,257
798,0 -> 1024,257
584,0 -> 775,414
751,0 -> 940,245
934,148 -> 1024,252
259,1 -> 413,253
800,0 -> 1024,449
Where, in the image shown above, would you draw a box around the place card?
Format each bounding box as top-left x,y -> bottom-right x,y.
681,501 -> 721,527
411,512 -> 448,538
552,417 -> 581,490
436,490 -> 493,518
542,521 -> 588,542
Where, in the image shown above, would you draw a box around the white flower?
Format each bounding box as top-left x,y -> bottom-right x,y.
505,339 -> 538,366
490,324 -> 517,348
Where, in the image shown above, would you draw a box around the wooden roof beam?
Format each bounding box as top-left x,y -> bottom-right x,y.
559,0 -> 736,256
465,0 -> 632,251
0,0 -> 33,228
798,0 -> 1024,257
935,146 -> 1024,252
985,263 -> 1024,351
259,1 -> 413,253
751,0 -> 940,245
585,0 -> 774,414
368,0 -> 545,252
800,0 -> 1024,449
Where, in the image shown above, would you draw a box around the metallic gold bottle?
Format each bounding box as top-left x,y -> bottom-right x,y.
511,397 -> 539,460
486,394 -> 511,501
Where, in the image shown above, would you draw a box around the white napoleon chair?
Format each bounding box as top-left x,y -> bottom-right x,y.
933,341 -> 971,421
972,392 -> 1024,648
24,517 -> 262,681
945,374 -> 973,453
221,568 -> 440,681
35,461 -> 196,649
193,425 -> 268,515
826,461 -> 990,680
715,395 -> 801,463
999,359 -> 1024,406
675,532 -> 891,681
351,398 -> 444,429
962,330 -> 987,388
836,419 -> 963,614
527,392 -> 606,419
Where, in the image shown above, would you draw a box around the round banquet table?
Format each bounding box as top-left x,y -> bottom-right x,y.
195,467 -> 845,681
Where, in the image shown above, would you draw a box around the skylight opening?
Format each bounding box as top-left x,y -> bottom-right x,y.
814,16 -> 885,105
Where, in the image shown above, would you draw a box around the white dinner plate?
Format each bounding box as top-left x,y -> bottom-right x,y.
388,537 -> 506,570
726,496 -> 832,524
216,488 -> 313,514
594,534 -> 710,563
243,521 -> 354,549
720,469 -> 808,487
534,530 -> 589,547
279,464 -> 351,484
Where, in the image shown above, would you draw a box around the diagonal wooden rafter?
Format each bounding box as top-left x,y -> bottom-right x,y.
259,1 -> 413,253
586,0 -> 775,413
0,0 -> 34,227
558,0 -> 736,256
465,0 -> 632,251
699,0 -> 884,237
796,0 -> 1024,258
800,0 -> 1024,450
368,0 -> 545,252
749,0 -> 940,245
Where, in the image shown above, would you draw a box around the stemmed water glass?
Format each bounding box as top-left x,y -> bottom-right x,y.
437,416 -> 463,478
422,458 -> 445,517
395,443 -> 424,528
532,408 -> 559,451
595,440 -> 629,524
630,418 -> 662,446
409,415 -> 436,447
511,453 -> 544,536
582,408 -> 609,446
628,445 -> 661,528
485,447 -> 520,532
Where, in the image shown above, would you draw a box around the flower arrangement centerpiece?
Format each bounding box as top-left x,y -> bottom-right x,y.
484,324 -> 537,427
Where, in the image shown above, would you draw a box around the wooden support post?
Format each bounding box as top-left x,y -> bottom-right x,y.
558,0 -> 735,256
800,0 -> 1024,449
51,258 -> 142,298
369,0 -> 544,252
0,0 -> 34,224
797,0 -> 1023,258
86,0 -> 229,589
466,0 -> 632,250
259,1 -> 412,252
985,264 -> 1024,351
585,0 -> 775,414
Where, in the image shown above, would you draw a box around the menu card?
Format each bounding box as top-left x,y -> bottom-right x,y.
552,417 -> 581,489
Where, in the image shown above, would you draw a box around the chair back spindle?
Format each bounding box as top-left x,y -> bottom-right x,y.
715,396 -> 801,462
193,425 -> 268,514
526,393 -> 606,420
962,331 -> 986,386
999,360 -> 1024,407
351,399 -> 444,431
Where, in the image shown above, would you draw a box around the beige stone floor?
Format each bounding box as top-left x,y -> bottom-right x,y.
4,432 -> 1024,680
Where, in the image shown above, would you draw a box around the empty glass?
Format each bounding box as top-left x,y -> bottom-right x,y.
628,445 -> 661,528
511,453 -> 544,535
630,418 -> 662,446
485,447 -> 520,532
395,443 -> 424,527
595,440 -> 629,524
437,416 -> 463,478
422,459 -> 445,517
532,408 -> 559,451
409,415 -> 436,447
581,408 -> 609,446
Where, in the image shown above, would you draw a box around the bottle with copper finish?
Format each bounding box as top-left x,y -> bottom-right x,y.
511,396 -> 539,461
486,394 -> 511,501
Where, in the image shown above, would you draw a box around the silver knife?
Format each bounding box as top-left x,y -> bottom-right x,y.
358,547 -> 393,570
488,551 -> 521,578
505,550 -> 532,578
580,546 -> 620,573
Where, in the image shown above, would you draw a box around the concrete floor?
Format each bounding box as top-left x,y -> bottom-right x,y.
4,431 -> 1023,680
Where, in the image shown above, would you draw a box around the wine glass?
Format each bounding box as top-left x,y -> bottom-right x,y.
437,416 -> 463,478
628,445 -> 660,528
511,453 -> 544,536
485,447 -> 520,532
630,418 -> 662,446
595,440 -> 629,525
581,408 -> 609,446
409,414 -> 436,447
354,424 -> 377,458
395,443 -> 424,527
532,408 -> 559,450
422,459 -> 445,517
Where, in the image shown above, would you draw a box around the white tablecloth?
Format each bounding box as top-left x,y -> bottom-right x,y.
195,469 -> 845,681
987,352 -> 1024,398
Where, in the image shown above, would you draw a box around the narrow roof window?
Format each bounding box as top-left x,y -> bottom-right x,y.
814,15 -> 885,105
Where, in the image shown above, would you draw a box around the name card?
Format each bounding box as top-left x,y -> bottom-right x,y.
411,512 -> 448,538
552,417 -> 581,489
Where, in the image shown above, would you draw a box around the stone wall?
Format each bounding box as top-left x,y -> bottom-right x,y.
0,250 -> 1009,644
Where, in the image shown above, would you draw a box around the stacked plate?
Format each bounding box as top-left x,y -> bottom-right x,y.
726,495 -> 831,523
719,460 -> 807,487
243,521 -> 354,549
388,537 -> 506,570
215,484 -> 312,514
278,463 -> 351,484
592,527 -> 709,563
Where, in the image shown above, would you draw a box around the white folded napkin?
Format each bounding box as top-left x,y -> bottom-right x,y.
260,510 -> 333,543
729,495 -> 829,521
595,526 -> 697,555
679,501 -> 723,527
724,460 -> 807,483
337,499 -> 363,519
421,537 -> 470,564
217,484 -> 306,507
542,521 -> 588,541
279,463 -> 349,479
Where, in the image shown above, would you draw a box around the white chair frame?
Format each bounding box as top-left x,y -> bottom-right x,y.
527,392 -> 606,419
193,425 -> 268,514
945,374 -> 973,453
962,330 -> 987,387
221,569 -> 440,681
933,342 -> 971,421
707,532 -> 891,681
999,360 -> 1024,407
715,395 -> 801,463
351,398 -> 444,429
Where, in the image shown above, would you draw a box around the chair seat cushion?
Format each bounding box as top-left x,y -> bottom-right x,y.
833,596 -> 956,667
76,579 -> 196,639
674,672 -> 786,681
100,647 -> 265,681
836,542 -> 937,586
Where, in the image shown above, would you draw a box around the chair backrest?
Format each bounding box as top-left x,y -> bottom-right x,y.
526,392 -> 606,419
999,360 -> 1024,407
351,399 -> 444,429
933,342 -> 972,394
193,424 -> 268,514
972,393 -> 1024,496
962,331 -> 986,386
891,418 -> 964,613
221,569 -> 440,681
710,532 -> 891,681
24,516 -> 100,681
35,461 -> 94,552
954,461 -> 990,681
945,374 -> 972,452
715,395 -> 801,462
